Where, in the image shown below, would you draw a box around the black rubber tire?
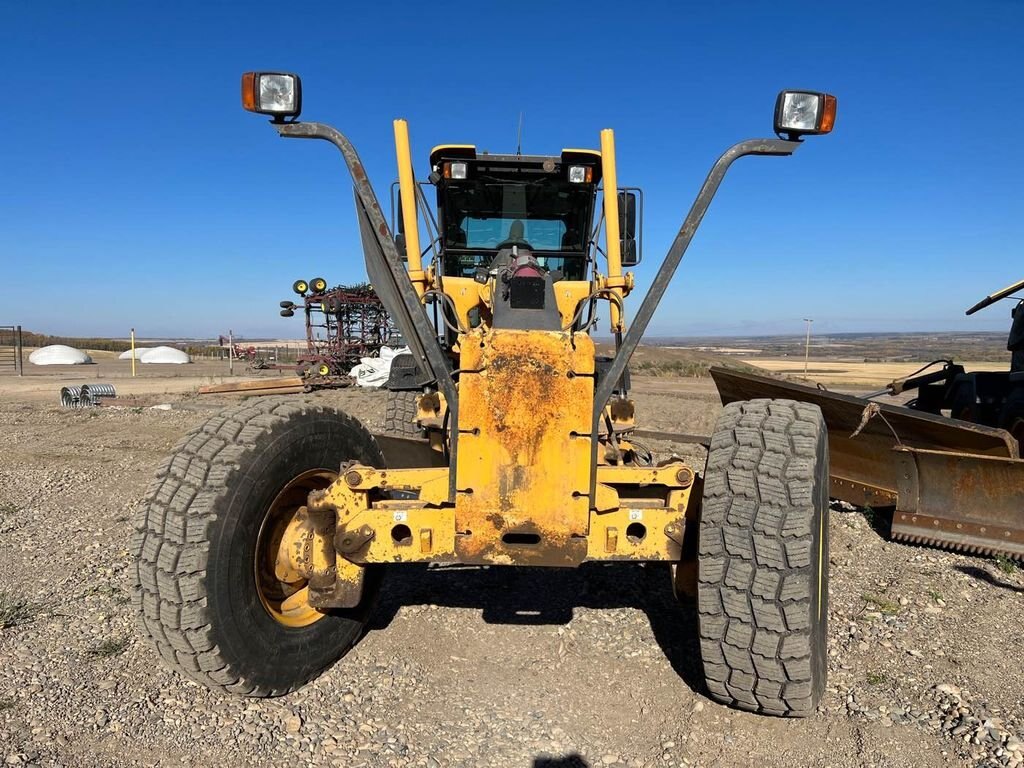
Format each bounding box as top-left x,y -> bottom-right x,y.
132,397 -> 384,696
999,390 -> 1024,450
384,390 -> 422,438
697,398 -> 830,717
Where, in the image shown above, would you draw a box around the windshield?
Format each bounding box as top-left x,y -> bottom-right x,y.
442,180 -> 593,253
461,217 -> 566,250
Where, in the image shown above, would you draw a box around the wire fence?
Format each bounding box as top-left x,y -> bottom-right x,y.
0,326 -> 23,375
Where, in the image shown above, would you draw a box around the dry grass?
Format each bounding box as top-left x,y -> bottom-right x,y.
743,358 -> 1009,387
89,637 -> 129,658
0,590 -> 34,629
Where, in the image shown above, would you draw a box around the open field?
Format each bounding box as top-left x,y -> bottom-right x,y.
2,354 -> 295,404
743,358 -> 1010,387
0,358 -> 1021,768
657,332 -> 1012,365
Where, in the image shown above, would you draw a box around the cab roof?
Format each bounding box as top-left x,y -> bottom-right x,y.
429,144 -> 603,183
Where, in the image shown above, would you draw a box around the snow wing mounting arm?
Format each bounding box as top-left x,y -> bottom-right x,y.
589,137 -> 802,496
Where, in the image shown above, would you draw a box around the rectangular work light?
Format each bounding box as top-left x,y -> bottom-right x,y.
568,165 -> 593,183
442,161 -> 468,179
241,72 -> 302,119
774,91 -> 837,137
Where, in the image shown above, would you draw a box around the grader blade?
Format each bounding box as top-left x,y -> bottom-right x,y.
710,366 -> 1024,560
890,447 -> 1024,559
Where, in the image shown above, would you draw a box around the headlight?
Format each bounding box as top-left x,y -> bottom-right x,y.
442,161 -> 468,179
774,90 -> 837,137
568,165 -> 593,183
241,72 -> 302,119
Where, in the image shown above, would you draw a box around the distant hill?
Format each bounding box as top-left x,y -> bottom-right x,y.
596,343 -> 761,378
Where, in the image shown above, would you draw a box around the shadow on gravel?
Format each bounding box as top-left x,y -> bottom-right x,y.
955,564 -> 1024,593
533,754 -> 590,767
368,561 -> 706,694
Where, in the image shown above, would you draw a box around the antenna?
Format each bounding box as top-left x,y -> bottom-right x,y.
516,112 -> 523,156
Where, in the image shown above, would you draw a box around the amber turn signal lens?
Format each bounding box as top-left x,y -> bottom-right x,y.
819,94 -> 837,134
241,72 -> 257,112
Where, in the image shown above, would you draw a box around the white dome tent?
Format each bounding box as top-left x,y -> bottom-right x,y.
118,348 -> 152,360
139,346 -> 191,364
29,345 -> 93,366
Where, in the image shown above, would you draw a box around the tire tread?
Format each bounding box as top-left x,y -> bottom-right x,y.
384,390 -> 421,438
131,396 -> 370,696
698,398 -> 828,717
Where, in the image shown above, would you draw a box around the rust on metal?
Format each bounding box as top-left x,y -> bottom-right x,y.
891,447 -> 1024,560
454,328 -> 595,566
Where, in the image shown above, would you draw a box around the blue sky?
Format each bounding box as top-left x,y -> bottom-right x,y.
2,1 -> 1022,340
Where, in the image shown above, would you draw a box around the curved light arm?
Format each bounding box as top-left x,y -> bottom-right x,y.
272,120 -> 458,413
589,138 -> 801,494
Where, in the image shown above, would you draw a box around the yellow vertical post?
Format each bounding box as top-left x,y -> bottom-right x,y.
130,327 -> 136,377
600,129 -> 624,332
393,119 -> 427,296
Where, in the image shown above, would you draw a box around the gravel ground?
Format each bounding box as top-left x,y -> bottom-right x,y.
0,378 -> 1021,767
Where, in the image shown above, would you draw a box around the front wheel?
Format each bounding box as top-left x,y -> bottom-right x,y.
132,397 -> 384,696
697,398 -> 830,717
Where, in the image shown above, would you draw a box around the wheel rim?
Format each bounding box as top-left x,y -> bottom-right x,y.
254,469 -> 337,628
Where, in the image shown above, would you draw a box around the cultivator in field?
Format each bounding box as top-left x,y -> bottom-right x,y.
279,280 -> 398,378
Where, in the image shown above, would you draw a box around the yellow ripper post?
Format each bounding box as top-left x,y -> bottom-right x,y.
393,119 -> 427,295
600,128 -> 625,332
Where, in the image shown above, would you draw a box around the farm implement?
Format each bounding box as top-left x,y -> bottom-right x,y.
713,278 -> 1024,561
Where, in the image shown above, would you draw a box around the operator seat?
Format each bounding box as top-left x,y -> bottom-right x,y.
496,220 -> 529,250
446,222 -> 467,248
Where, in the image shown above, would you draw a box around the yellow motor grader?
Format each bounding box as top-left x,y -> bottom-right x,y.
132,75 -> 837,716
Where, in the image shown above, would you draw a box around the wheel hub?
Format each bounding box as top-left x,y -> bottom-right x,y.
255,469 -> 337,628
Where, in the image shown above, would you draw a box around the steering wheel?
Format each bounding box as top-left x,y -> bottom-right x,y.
496,237 -> 534,252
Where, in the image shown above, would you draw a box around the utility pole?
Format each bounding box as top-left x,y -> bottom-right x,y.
803,318 -> 814,377
228,329 -> 234,376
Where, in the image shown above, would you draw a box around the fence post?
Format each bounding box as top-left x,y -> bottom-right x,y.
15,325 -> 23,376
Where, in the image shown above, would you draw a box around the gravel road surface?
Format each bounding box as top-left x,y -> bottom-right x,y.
0,379 -> 1021,767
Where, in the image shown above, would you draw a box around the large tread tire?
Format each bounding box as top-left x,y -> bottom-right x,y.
697,398 -> 829,717
999,389 -> 1024,450
384,389 -> 422,438
132,397 -> 384,696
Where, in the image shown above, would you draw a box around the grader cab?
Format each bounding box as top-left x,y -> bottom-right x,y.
132,75 -> 837,717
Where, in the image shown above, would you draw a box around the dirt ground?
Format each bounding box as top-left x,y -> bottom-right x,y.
0,366 -> 1021,768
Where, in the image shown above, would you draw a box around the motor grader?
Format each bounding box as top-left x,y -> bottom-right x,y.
132,75 -> 837,717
